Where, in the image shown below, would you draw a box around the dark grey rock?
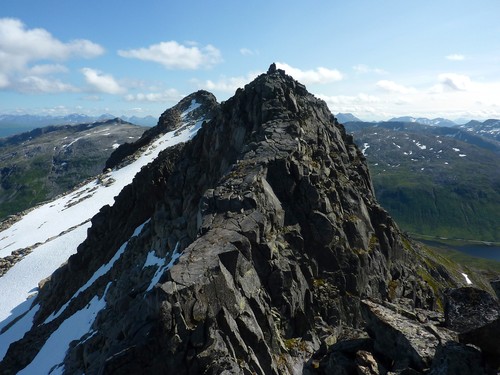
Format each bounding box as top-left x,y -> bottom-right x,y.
490,279 -> 500,299
444,287 -> 499,333
2,66 -> 490,375
361,299 -> 444,371
429,341 -> 491,375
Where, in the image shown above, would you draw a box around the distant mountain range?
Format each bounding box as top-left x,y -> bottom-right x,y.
345,120 -> 500,242
0,113 -> 157,138
2,112 -> 499,140
457,119 -> 500,142
388,116 -> 457,127
335,112 -> 363,123
0,118 -> 146,219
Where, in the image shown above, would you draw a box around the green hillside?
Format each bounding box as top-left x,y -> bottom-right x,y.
346,122 -> 500,242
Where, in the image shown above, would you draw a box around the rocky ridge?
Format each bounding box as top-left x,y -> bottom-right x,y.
104,90 -> 218,171
0,65 -> 498,374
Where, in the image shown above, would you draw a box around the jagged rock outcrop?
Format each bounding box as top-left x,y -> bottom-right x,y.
443,287 -> 500,368
1,65 -> 496,374
104,90 -> 218,170
361,299 -> 456,372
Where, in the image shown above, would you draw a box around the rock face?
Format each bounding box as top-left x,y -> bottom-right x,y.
104,90 -> 218,170
444,287 -> 500,367
0,66 -> 497,374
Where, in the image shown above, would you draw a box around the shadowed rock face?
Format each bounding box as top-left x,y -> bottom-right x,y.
104,90 -> 218,171
2,66 -> 494,374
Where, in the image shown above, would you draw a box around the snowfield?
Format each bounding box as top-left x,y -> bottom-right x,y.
0,105 -> 204,365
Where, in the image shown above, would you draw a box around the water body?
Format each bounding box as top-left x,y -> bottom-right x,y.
420,239 -> 500,262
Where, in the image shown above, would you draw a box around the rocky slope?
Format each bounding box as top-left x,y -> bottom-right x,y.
0,65 -> 498,374
0,119 -> 145,220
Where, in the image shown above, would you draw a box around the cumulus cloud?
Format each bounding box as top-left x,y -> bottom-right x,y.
353,64 -> 387,75
124,88 -> 182,103
27,64 -> 69,76
0,18 -> 104,93
376,80 -> 417,94
0,18 -> 103,71
317,93 -> 383,119
81,68 -> 125,94
275,63 -> 343,84
118,41 -> 222,69
194,71 -> 261,93
16,76 -> 77,93
240,48 -> 258,56
446,54 -> 465,61
319,93 -> 380,106
438,73 -> 471,91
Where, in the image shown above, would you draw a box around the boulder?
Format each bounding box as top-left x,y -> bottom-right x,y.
428,341 -> 490,375
444,287 -> 499,333
361,299 -> 455,372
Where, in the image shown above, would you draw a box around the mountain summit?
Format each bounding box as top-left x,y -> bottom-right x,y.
0,65 -> 497,374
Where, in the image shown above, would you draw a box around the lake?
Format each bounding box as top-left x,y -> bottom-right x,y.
419,239 -> 500,262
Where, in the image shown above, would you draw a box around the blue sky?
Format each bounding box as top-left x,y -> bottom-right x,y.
1,0 -> 499,121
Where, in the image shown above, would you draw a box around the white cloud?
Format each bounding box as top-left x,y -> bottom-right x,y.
438,73 -> 471,91
16,76 -> 77,93
194,71 -> 261,93
240,48 -> 258,56
319,93 -> 381,106
446,54 -> 465,61
81,68 -> 125,94
376,80 -> 417,94
318,93 -> 383,119
27,64 -> 68,76
275,63 -> 343,84
118,41 -> 222,69
124,88 -> 182,103
0,18 -> 104,93
0,73 -> 9,88
353,64 -> 388,75
0,18 -> 103,72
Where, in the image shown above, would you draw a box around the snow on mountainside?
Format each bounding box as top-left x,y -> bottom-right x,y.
0,103 -> 205,361
457,118 -> 500,143
335,112 -> 362,123
344,121 -> 500,242
388,116 -> 457,127
0,114 -> 158,138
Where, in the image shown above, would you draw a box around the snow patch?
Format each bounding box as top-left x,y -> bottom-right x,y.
112,143 -> 120,149
361,143 -> 370,155
45,219 -> 150,324
18,283 -> 111,375
0,303 -> 40,361
458,154 -> 466,157
0,223 -> 91,324
461,273 -> 472,285
452,147 -> 460,152
416,142 -> 427,150
145,243 -> 181,292
181,100 -> 201,119
0,114 -> 206,354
